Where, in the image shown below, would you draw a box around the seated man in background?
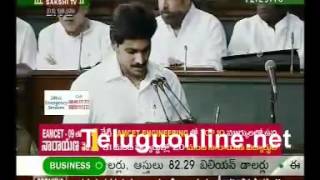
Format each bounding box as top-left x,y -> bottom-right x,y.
16,17 -> 37,70
16,123 -> 38,155
228,4 -> 304,70
63,2 -> 191,124
150,0 -> 227,71
36,4 -> 113,70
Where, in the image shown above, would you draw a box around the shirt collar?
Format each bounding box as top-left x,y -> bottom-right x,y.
102,52 -> 123,82
256,12 -> 289,30
275,12 -> 289,30
103,52 -> 165,86
180,3 -> 196,31
58,18 -> 92,38
164,3 -> 196,34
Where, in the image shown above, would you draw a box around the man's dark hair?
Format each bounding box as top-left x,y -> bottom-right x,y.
110,2 -> 157,45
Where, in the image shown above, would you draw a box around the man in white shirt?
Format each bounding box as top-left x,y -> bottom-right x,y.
150,0 -> 227,71
16,17 -> 37,70
228,4 -> 304,69
63,3 -> 191,124
36,6 -> 113,70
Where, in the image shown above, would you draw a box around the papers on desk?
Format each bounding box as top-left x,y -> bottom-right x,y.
168,65 -> 219,72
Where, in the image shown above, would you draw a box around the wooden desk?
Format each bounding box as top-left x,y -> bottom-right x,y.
19,70 -> 304,152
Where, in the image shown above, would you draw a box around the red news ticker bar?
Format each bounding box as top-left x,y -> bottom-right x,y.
39,124 -> 283,156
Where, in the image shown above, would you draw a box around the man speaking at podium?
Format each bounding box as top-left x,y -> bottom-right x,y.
63,2 -> 191,124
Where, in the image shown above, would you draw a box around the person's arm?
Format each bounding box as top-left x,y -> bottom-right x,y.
227,20 -> 250,56
201,20 -> 227,71
36,29 -> 56,70
297,22 -> 304,70
20,24 -> 37,70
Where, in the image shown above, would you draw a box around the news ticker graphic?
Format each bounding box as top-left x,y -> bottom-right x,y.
17,0 -> 91,16
16,176 -> 305,180
44,90 -> 90,115
17,0 -> 90,8
16,156 -> 303,176
39,124 -> 289,156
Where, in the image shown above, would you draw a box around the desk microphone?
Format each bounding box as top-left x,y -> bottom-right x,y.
265,60 -> 278,123
156,80 -> 184,122
265,60 -> 277,98
156,75 -> 196,123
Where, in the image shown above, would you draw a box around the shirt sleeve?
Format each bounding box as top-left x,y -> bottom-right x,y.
297,22 -> 304,70
100,25 -> 114,62
228,20 -> 250,56
36,29 -> 55,70
201,20 -> 227,71
20,24 -> 37,70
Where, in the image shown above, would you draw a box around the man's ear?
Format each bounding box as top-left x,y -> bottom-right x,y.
111,43 -> 118,51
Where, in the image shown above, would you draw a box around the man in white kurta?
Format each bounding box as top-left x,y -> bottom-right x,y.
36,7 -> 113,70
228,5 -> 304,69
150,0 -> 227,71
63,3 -> 190,124
16,17 -> 37,70
63,53 -> 190,124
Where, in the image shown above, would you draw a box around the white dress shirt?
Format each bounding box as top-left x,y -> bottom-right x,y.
150,4 -> 227,71
36,20 -> 113,70
228,13 -> 304,69
63,53 -> 190,124
16,17 -> 37,70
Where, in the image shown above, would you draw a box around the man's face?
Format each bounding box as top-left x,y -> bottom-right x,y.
158,0 -> 190,28
58,8 -> 88,36
114,39 -> 151,80
257,4 -> 287,23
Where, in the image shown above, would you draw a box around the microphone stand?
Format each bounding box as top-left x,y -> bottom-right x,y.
270,86 -> 276,124
290,32 -> 294,73
161,80 -> 196,123
157,82 -> 184,122
152,81 -> 170,123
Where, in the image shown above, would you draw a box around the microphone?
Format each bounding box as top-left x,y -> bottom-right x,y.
156,75 -> 197,123
265,60 -> 277,99
265,60 -> 278,123
151,79 -> 170,123
290,32 -> 294,73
